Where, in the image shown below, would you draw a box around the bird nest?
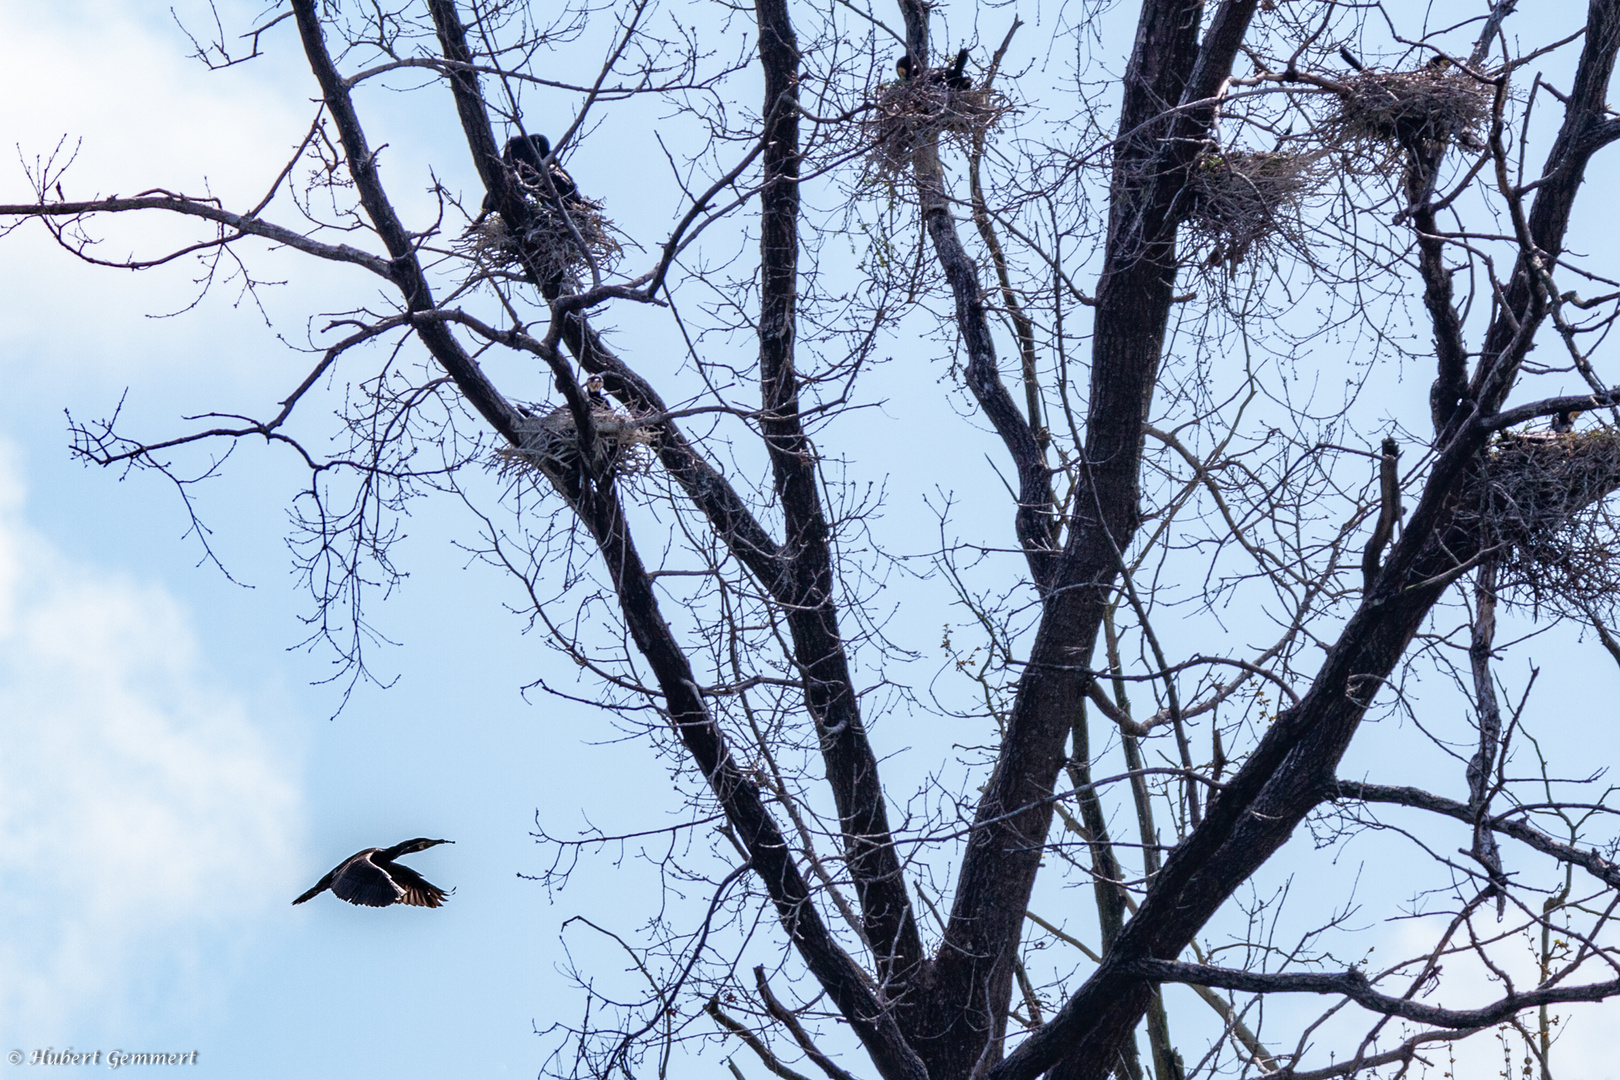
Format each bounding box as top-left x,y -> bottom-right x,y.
459,199 -> 621,286
864,81 -> 1008,178
500,401 -> 657,495
1181,149 -> 1321,274
1459,429 -> 1620,612
1328,67 -> 1490,154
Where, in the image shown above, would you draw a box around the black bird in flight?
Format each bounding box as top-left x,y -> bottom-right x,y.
293,838 -> 454,908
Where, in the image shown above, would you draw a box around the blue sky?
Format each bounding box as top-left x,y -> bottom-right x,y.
3,1 -> 1620,1077
0,3 -> 633,1074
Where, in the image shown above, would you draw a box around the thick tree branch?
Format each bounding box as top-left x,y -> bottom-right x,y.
1131,958 -> 1620,1030
1334,780 -> 1620,890
753,0 -> 921,989
913,4 -> 1259,1075
990,401 -> 1506,1080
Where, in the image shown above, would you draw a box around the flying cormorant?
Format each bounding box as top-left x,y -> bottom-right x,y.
293,838 -> 454,908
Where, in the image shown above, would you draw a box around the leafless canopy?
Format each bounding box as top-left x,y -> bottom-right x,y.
9,0 -> 1620,1078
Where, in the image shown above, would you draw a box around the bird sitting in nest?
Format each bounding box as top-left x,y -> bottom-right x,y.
896,47 -> 972,91
480,134 -> 580,215
293,838 -> 454,908
1552,409 -> 1582,434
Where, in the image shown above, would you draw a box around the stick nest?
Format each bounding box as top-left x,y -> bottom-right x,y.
865,81 -> 1009,178
459,199 -> 622,286
1329,68 -> 1490,153
499,401 -> 657,495
1182,149 -> 1322,272
1460,429 -> 1620,611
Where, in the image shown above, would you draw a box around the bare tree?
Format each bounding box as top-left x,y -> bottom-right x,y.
9,0 -> 1620,1077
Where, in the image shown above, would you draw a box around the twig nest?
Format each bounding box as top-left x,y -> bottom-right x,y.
501,401 -> 656,495
1329,67 -> 1490,153
865,81 -> 1008,178
459,198 -> 622,286
1463,428 -> 1620,611
1182,149 -> 1321,274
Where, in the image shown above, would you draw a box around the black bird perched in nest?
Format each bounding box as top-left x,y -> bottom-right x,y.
1424,54 -> 1453,72
504,134 -> 578,203
1339,46 -> 1366,73
896,48 -> 972,91
480,134 -> 579,214
1552,409 -> 1582,434
293,838 -> 454,908
585,373 -> 610,409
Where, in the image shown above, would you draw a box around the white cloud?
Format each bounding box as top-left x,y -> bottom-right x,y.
1361,911 -> 1620,1080
0,2 -> 347,389
0,444 -> 301,1035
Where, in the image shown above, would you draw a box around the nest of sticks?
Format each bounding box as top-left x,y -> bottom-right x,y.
459,198 -> 621,286
1182,149 -> 1322,273
865,80 -> 1008,178
1459,428 -> 1620,610
1328,67 -> 1490,156
500,400 -> 656,495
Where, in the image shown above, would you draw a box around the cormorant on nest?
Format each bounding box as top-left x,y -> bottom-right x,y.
896,47 -> 972,91
481,133 -> 580,213
1553,409 -> 1582,434
293,838 -> 454,908
1339,46 -> 1366,73
585,373 -> 610,409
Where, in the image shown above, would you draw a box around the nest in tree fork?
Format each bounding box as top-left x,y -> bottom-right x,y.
865,81 -> 1008,178
458,198 -> 621,286
499,401 -> 656,495
1182,149 -> 1321,272
1329,68 -> 1490,154
1458,429 -> 1620,611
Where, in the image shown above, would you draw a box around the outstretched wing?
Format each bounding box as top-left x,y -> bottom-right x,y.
383,862 -> 450,908
330,852 -> 405,907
